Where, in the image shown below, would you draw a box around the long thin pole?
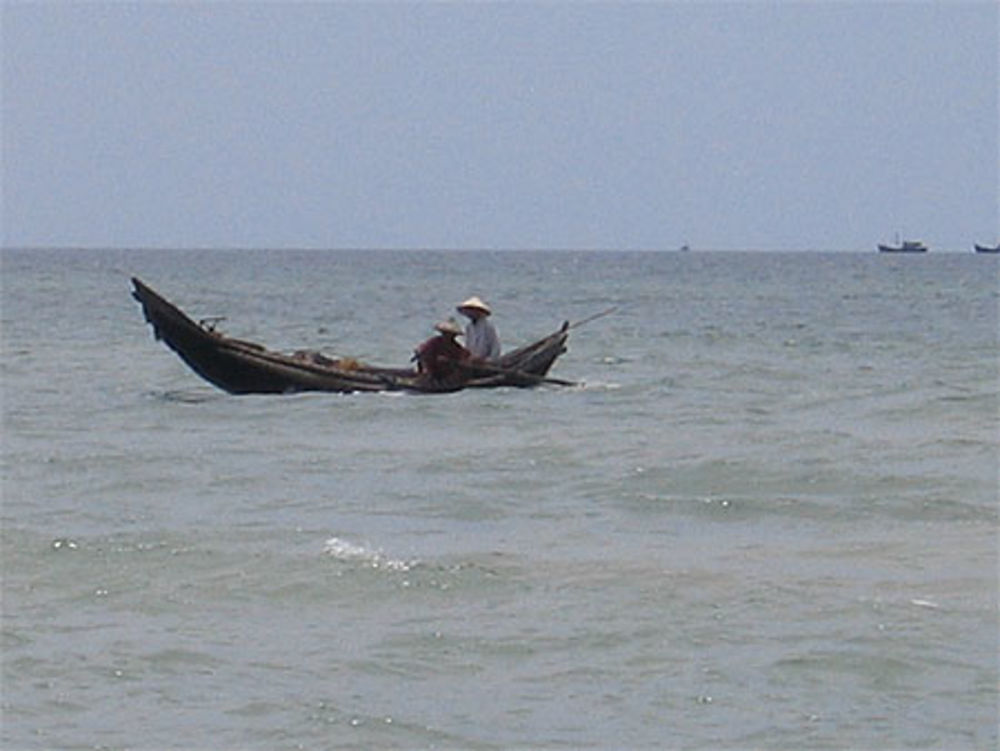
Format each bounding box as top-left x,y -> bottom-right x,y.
568,306 -> 618,330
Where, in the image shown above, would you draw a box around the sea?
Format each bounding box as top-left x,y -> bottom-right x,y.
1,247 -> 997,750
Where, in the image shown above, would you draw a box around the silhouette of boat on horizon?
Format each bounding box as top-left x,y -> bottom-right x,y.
878,240 -> 928,253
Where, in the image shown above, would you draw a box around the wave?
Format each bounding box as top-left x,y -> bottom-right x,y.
151,388 -> 224,404
322,536 -> 416,572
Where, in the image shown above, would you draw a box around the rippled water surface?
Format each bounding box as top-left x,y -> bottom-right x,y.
2,248 -> 997,749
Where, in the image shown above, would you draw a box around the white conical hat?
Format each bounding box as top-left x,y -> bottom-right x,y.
434,318 -> 463,336
457,296 -> 491,314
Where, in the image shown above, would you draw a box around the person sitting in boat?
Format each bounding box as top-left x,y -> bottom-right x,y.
413,318 -> 470,382
457,296 -> 500,361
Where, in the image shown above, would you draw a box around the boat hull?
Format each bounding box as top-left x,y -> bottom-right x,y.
878,243 -> 927,253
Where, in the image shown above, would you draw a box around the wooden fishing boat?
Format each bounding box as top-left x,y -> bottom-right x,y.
974,243 -> 1000,254
131,277 -> 571,395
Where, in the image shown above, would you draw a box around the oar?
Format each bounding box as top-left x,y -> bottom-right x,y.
456,360 -> 579,387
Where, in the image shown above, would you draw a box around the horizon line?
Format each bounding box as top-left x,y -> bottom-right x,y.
2,245 -> 989,254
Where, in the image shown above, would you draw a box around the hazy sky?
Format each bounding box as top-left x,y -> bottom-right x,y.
2,1 -> 997,251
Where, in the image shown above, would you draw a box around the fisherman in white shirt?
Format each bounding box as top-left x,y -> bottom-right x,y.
457,296 -> 500,361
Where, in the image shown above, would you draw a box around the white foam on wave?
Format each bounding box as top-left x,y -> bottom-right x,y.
565,378 -> 620,391
323,536 -> 415,572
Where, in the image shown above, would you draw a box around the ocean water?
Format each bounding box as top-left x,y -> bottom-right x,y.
1,247 -> 997,750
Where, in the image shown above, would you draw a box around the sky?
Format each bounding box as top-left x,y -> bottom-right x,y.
2,1 -> 997,252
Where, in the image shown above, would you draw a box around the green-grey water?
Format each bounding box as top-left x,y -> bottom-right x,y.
2,248 -> 997,749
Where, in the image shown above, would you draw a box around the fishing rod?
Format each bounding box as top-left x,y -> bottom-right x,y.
568,306 -> 618,330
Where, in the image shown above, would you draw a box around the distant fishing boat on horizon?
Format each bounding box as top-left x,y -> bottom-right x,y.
973,243 -> 999,254
878,236 -> 928,253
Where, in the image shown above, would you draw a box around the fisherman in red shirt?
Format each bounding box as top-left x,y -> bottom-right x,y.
413,318 -> 470,384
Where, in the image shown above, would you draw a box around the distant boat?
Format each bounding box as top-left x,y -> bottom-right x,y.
974,243 -> 1000,254
878,240 -> 928,253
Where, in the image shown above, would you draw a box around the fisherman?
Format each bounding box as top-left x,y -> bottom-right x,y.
456,296 -> 500,361
412,318 -> 470,383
